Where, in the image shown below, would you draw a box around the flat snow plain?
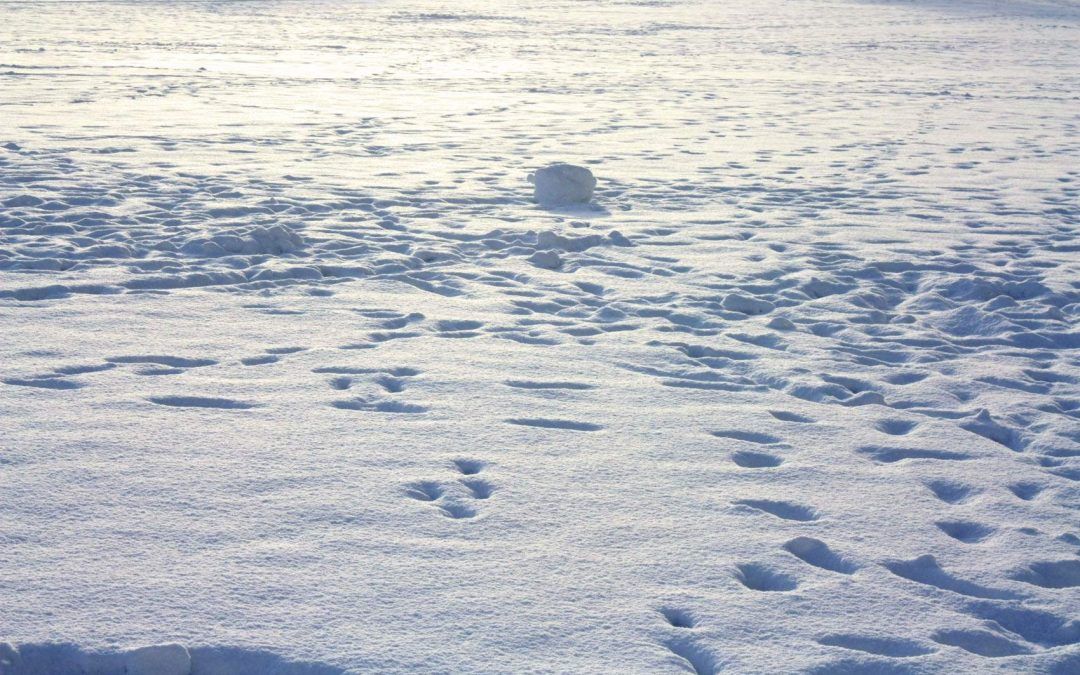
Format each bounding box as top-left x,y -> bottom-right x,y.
1,0 -> 1078,673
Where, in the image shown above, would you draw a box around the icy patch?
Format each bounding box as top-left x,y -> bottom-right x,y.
528,163 -> 596,206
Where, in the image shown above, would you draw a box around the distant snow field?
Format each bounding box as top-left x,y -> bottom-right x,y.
1,0 -> 1078,673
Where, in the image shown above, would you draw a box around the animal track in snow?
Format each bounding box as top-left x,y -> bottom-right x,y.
926,480 -> 978,504
329,377 -> 353,391
731,450 -> 783,468
504,380 -> 595,390
375,375 -> 407,393
3,377 -> 84,390
856,446 -> 971,463
313,366 -> 422,377
783,537 -> 857,574
931,630 -> 1030,658
332,399 -> 428,414
768,410 -> 815,423
404,481 -> 445,502
884,555 -> 1022,600
505,418 -> 603,432
1008,482 -> 1044,501
935,520 -> 995,544
321,366 -> 423,410
435,319 -> 483,331
960,410 -> 1028,451
662,636 -> 720,675
433,319 -> 483,338
710,430 -> 782,445
378,311 -> 424,329
438,502 -> 478,519
52,363 -> 116,375
734,499 -> 820,522
883,371 -> 929,385
874,419 -> 919,436
1009,560 -> 1080,589
107,355 -> 217,368
733,563 -> 797,591
405,459 -> 494,520
452,459 -> 487,475
963,603 -> 1080,647
660,607 -> 697,629
265,346 -> 306,355
817,634 -> 933,657
148,396 -> 256,410
461,478 -> 494,500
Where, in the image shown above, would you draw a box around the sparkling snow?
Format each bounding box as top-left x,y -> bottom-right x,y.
1,0 -> 1078,673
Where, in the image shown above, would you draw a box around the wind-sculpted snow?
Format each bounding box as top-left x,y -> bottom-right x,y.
1,0 -> 1078,673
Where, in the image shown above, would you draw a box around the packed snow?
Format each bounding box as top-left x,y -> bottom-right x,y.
1,0 -> 1078,673
529,164 -> 597,206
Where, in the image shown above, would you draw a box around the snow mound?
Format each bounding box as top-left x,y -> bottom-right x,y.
722,293 -> 775,316
534,229 -> 630,253
924,305 -> 1017,337
527,250 -> 563,269
181,225 -> 304,257
528,163 -> 596,206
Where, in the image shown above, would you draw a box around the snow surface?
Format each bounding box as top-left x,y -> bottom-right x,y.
1,0 -> 1079,673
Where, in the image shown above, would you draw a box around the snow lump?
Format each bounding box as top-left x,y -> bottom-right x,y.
528,163 -> 596,206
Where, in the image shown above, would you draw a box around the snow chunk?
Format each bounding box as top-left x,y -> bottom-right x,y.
722,293 -> 775,316
528,250 -> 563,269
528,164 -> 596,206
124,644 -> 191,675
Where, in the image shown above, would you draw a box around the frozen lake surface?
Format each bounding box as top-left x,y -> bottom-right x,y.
1,0 -> 1078,672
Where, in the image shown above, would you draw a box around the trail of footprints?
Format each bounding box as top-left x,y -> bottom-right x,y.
3,322 -> 1075,668
656,416 -> 1080,669
2,347 -> 312,409
321,365 -> 428,414
404,458 -> 494,520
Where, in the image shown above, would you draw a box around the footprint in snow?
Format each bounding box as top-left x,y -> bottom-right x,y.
404,459 -> 495,520
733,563 -> 798,592
733,499 -> 820,522
332,399 -> 428,414
148,396 -> 257,410
730,450 -> 783,468
659,607 -> 697,629
817,634 -> 934,657
662,636 -> 720,675
4,377 -> 84,390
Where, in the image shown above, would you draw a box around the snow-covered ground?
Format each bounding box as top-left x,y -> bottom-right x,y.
1,0 -> 1079,672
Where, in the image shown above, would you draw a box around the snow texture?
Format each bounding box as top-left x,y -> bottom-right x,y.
1,0 -> 1079,673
